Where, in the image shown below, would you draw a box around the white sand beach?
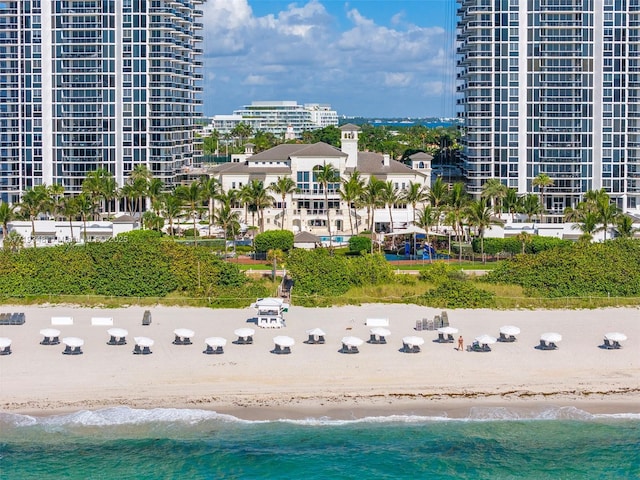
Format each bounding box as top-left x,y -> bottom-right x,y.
0,304 -> 638,419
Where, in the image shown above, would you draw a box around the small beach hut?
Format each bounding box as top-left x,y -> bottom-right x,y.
133,336 -> 154,355
305,328 -> 326,344
402,336 -> 424,353
498,325 -> 520,342
341,336 -> 364,354
203,337 -> 227,355
252,298 -> 288,328
272,335 -> 295,354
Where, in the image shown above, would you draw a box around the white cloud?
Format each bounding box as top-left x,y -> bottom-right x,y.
201,1 -> 455,117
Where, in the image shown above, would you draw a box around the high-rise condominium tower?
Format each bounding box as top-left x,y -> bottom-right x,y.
457,0 -> 640,215
0,0 -> 205,204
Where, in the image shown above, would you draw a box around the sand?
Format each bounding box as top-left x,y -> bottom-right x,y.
0,304 -> 638,419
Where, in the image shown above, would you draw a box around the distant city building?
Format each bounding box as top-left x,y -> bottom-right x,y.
211,101 -> 338,139
457,0 -> 640,215
0,0 -> 205,203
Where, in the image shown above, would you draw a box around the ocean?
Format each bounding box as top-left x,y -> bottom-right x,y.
1,407 -> 639,479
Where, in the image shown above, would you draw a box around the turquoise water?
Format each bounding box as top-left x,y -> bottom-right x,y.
1,407 -> 639,479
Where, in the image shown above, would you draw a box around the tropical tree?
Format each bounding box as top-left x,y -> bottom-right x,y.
215,192 -> 241,256
503,188 -> 521,221
403,181 -> 428,224
339,170 -> 365,236
361,176 -> 385,253
3,230 -> 23,252
161,192 -> 184,237
60,196 -> 80,241
176,181 -> 203,246
516,231 -> 532,254
446,182 -> 469,262
313,163 -> 340,247
428,176 -> 449,230
481,178 -> 508,217
593,190 -> 620,241
244,179 -> 272,233
466,197 -> 500,262
415,205 -> 437,261
532,173 -> 553,218
572,209 -> 599,242
142,210 -> 164,232
48,184 -> 65,220
230,122 -> 253,146
75,193 -> 94,243
0,201 -> 16,239
269,176 -> 297,230
129,164 -> 152,213
19,185 -> 50,247
521,194 -> 542,222
379,181 -> 400,233
614,214 -> 638,238
199,175 -> 220,236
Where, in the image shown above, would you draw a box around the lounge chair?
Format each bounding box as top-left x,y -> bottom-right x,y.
63,345 -> 73,355
602,339 -> 613,349
441,311 -> 449,327
613,341 -> 622,349
306,334 -> 316,344
341,344 -> 358,354
0,345 -> 11,355
117,337 -> 127,345
447,334 -> 455,342
282,346 -> 291,354
107,335 -> 118,345
437,333 -> 445,343
133,345 -> 142,354
467,341 -> 488,353
142,346 -> 152,354
142,310 -> 152,326
415,320 -> 423,331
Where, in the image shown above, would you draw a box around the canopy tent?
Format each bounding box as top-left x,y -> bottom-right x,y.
475,334 -> 497,345
540,332 -> 562,344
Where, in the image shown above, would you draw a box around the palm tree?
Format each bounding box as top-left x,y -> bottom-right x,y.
428,176 -> 449,231
119,183 -> 136,215
75,193 -> 94,243
3,230 -> 24,252
339,171 -> 365,235
516,231 -> 532,254
60,196 -> 80,242
48,184 -> 65,221
176,181 -> 203,246
245,179 -> 272,233
129,164 -> 152,213
102,175 -> 118,219
199,176 -> 220,236
148,178 -> 165,212
532,173 -> 553,219
20,185 -> 50,247
82,169 -> 111,219
313,163 -> 340,247
572,209 -> 599,242
215,192 -> 241,256
415,205 -> 437,261
269,176 -> 297,230
481,178 -> 508,217
503,188 -> 520,221
446,182 -> 469,262
0,201 -> 16,239
593,190 -> 620,241
379,181 -> 400,233
161,192 -> 183,237
521,194 -> 542,222
142,210 -> 164,232
361,176 -> 385,253
403,181 -> 428,224
466,197 -> 499,262
614,215 -> 638,238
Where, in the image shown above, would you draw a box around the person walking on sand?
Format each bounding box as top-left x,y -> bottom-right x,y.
458,336 -> 464,351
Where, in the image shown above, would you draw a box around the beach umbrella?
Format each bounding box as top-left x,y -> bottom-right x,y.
234,328 -> 255,338
370,327 -> 391,337
134,336 -> 154,348
540,332 -> 562,344
62,337 -> 84,348
273,336 -> 295,348
402,336 -> 425,347
437,326 -> 459,335
107,328 -> 128,338
205,337 -> 227,347
0,337 -> 11,348
342,336 -> 364,347
40,328 -> 61,338
475,334 -> 497,345
174,328 -> 195,339
306,328 -> 326,336
499,325 -> 520,336
604,332 -> 627,342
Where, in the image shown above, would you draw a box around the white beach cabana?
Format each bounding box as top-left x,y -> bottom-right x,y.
499,325 -> 520,342
203,336 -> 227,355
133,336 -> 154,355
305,328 -> 326,344
173,328 -> 195,345
603,332 -> 627,349
0,337 -> 12,355
402,335 -> 425,353
341,336 -> 364,354
107,328 -> 128,345
40,328 -> 61,345
437,326 -> 458,343
369,327 -> 391,344
62,337 -> 84,355
539,332 -> 562,350
272,335 -> 295,354
252,297 -> 288,328
234,327 -> 255,345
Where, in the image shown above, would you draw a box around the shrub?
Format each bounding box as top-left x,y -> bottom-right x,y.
348,235 -> 372,254
421,280 -> 496,308
418,261 -> 465,283
254,230 -> 294,252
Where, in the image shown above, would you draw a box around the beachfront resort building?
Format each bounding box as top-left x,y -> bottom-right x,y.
211,101 -> 339,139
209,124 -> 432,239
0,0 -> 205,203
456,0 -> 640,216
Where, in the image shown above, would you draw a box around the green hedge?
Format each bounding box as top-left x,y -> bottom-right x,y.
485,238 -> 640,297
472,236 -> 573,255
254,230 -> 294,252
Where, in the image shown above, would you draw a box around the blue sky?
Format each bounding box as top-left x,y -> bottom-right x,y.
201,0 -> 458,118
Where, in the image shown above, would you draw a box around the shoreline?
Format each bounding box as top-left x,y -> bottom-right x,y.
1,304 -> 639,421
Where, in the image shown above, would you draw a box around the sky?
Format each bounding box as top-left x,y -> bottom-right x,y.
200,0 -> 458,119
